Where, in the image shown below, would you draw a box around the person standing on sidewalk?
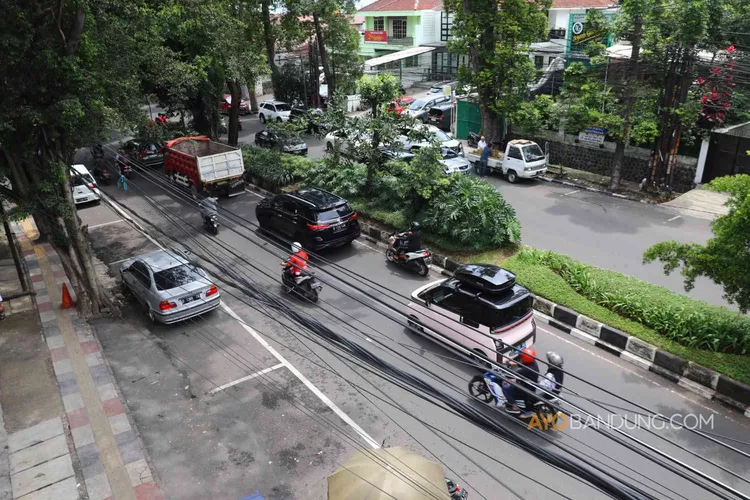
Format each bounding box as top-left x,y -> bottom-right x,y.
479,142 -> 492,178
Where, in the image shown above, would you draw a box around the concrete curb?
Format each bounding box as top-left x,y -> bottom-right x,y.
249,182 -> 750,419
537,174 -> 654,205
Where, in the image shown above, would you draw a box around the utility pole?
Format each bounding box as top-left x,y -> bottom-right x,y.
610,14 -> 642,190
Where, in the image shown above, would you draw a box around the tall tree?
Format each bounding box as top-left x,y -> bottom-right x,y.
445,0 -> 550,142
0,0 -> 148,316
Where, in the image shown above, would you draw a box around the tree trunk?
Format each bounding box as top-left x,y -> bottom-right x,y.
249,83 -> 259,113
609,16 -> 642,191
313,13 -> 334,98
480,105 -> 498,144
261,0 -> 279,94
227,80 -> 241,147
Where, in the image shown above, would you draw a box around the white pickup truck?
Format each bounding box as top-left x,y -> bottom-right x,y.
466,139 -> 547,183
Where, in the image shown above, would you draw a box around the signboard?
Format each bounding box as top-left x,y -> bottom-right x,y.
578,126 -> 607,145
567,13 -> 614,61
365,30 -> 387,43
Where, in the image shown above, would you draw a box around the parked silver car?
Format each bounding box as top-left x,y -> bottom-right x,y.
120,250 -> 220,324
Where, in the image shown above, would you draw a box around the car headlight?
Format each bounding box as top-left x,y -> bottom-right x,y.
524,166 -> 532,171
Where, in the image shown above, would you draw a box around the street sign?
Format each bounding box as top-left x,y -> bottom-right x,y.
578,126 -> 607,145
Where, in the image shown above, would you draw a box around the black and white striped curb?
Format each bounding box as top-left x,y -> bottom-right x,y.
248,182 -> 750,419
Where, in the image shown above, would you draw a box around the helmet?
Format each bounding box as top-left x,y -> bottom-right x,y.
410,221 -> 420,231
291,242 -> 302,253
519,347 -> 536,365
546,351 -> 563,368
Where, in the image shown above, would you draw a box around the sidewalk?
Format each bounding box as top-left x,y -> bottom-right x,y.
0,219 -> 160,500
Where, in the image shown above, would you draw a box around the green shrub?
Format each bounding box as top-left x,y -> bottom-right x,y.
516,247 -> 750,353
706,174 -> 750,198
422,176 -> 521,251
300,158 -> 368,198
241,146 -> 297,191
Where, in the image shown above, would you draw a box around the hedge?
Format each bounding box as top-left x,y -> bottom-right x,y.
241,145 -> 316,192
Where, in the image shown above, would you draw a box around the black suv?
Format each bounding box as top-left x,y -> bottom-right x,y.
256,188 -> 361,250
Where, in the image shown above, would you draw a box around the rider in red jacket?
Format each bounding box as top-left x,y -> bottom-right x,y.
285,242 -> 309,278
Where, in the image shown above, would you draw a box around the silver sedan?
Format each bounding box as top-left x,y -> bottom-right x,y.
120,250 -> 221,324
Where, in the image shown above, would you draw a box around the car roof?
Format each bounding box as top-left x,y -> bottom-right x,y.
136,250 -> 189,272
291,188 -> 344,209
509,139 -> 535,146
70,164 -> 90,175
262,100 -> 288,105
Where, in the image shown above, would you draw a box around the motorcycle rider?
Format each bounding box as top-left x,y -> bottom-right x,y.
537,351 -> 564,401
501,347 -> 539,418
283,242 -> 309,281
395,222 -> 422,258
199,196 -> 219,226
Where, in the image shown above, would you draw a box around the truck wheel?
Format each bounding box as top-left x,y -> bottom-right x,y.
326,142 -> 334,152
259,114 -> 266,124
276,117 -> 283,123
474,163 -> 480,174
507,170 -> 518,183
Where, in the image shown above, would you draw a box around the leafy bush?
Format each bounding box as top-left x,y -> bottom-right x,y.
241,146 -> 297,192
422,176 -> 521,250
300,158 -> 368,199
517,247 -> 750,353
706,174 -> 750,200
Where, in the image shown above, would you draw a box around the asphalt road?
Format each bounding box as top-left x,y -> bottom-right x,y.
71,163 -> 750,500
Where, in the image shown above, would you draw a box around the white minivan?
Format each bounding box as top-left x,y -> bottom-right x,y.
406,264 -> 536,363
70,164 -> 101,205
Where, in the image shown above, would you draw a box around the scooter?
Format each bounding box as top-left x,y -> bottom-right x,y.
446,478 -> 469,499
468,369 -> 563,428
467,132 -> 480,149
92,165 -> 112,185
280,263 -> 322,303
385,232 -> 431,277
203,214 -> 219,235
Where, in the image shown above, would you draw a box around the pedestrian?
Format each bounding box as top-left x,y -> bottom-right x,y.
0,294 -> 5,320
479,142 -> 492,178
477,135 -> 487,150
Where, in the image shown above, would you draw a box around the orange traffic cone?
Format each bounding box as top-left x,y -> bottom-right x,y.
60,283 -> 75,309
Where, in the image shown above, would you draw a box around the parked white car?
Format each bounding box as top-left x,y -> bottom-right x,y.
406,264 -> 536,363
70,164 -> 101,205
258,100 -> 292,123
398,125 -> 463,155
324,130 -> 371,157
401,95 -> 451,122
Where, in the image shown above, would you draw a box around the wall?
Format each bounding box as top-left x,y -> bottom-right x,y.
507,129 -> 698,192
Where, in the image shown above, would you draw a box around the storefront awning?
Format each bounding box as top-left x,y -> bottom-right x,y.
364,46 -> 437,70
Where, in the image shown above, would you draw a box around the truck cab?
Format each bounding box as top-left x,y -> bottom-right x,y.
503,140 -> 547,182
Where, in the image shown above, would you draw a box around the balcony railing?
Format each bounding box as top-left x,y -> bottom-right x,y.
548,28 -> 566,40
387,36 -> 413,45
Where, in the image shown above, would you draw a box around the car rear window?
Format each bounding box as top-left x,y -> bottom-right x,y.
315,203 -> 353,222
154,265 -> 198,291
72,174 -> 95,186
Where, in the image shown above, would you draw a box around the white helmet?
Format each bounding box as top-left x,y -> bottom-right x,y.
291,242 -> 302,253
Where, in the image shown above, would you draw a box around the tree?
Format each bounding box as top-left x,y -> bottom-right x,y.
0,0 -> 149,316
643,174 -> 750,312
445,0 -> 550,142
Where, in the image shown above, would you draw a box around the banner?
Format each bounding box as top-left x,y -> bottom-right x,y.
364,30 -> 387,43
567,13 -> 614,60
578,126 -> 607,145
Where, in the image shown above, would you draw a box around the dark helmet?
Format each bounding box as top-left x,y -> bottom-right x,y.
410,221 -> 421,231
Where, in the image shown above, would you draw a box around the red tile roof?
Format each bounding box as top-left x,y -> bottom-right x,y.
359,0 -> 442,12
550,0 -> 616,8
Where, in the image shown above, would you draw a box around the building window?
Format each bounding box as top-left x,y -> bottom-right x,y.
534,56 -> 545,70
373,17 -> 384,31
392,17 -> 407,39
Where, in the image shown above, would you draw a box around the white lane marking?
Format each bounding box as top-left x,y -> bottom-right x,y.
665,215 -> 681,223
563,190 -> 581,196
87,219 -> 127,230
221,303 -> 381,449
208,362 -> 285,395
104,197 -> 162,248
244,188 -> 263,198
106,194 -> 382,448
537,325 -> 734,419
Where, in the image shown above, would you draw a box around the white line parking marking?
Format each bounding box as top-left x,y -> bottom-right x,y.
665,215 -> 681,223
87,219 -> 127,230
208,363 -> 285,395
563,190 -> 581,196
106,194 -> 382,449
221,303 -> 381,449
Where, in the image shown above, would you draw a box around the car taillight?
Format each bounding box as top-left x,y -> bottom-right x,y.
206,285 -> 218,297
348,213 -> 358,221
422,251 -> 431,257
158,147 -> 166,154
88,183 -> 95,189
307,223 -> 330,231
139,151 -> 146,156
159,300 -> 177,311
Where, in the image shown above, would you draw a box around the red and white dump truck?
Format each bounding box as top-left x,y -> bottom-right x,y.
164,136 -> 245,197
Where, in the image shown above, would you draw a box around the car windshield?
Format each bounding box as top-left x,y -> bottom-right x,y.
432,129 -> 452,142
154,264 -> 199,291
275,103 -> 291,111
522,144 -> 545,162
72,173 -> 95,186
409,100 -> 426,111
315,203 -> 353,222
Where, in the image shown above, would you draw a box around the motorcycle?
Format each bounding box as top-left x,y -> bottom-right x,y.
92,166 -> 112,185
280,263 -> 322,302
203,214 -> 219,235
446,478 -> 469,499
467,131 -> 480,149
385,232 -> 431,277
468,370 -> 563,428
